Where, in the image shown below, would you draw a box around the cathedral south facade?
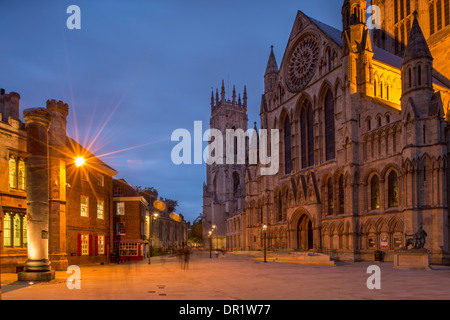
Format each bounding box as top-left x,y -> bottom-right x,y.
203,0 -> 450,265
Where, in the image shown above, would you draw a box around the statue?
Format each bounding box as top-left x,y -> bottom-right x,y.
404,226 -> 427,250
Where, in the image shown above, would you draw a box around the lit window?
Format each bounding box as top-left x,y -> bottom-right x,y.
18,159 -> 26,190
3,212 -> 27,248
81,235 -> 89,255
98,235 -> 105,254
116,202 -> 125,216
97,200 -> 104,219
81,195 -> 89,217
13,215 -> 21,247
3,213 -> 12,247
9,156 -> 17,189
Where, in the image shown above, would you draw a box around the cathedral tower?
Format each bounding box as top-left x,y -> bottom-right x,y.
342,0 -> 374,96
202,81 -> 248,250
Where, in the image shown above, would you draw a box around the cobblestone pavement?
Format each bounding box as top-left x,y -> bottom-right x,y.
1,252 -> 450,300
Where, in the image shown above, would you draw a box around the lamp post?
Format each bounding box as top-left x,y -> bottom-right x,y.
148,212 -> 159,265
208,230 -> 213,259
212,224 -> 217,251
262,225 -> 268,263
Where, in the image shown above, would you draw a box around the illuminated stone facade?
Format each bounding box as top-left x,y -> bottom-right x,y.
223,1 -> 450,264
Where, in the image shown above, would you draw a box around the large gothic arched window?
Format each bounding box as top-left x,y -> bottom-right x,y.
388,171 -> 399,208
300,100 -> 314,169
371,175 -> 380,210
284,115 -> 293,174
324,90 -> 335,161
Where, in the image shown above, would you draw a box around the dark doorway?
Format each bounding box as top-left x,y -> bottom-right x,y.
297,214 -> 313,251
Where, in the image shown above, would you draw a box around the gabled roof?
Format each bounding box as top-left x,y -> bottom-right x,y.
307,16 -> 343,46
66,136 -> 118,177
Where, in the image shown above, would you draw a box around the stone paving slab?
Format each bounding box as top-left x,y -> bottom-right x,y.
1,252 -> 450,300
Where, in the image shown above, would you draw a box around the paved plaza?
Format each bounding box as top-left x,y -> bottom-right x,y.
1,251 -> 450,300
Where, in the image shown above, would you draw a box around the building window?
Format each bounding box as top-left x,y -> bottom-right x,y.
81,235 -> 89,255
120,242 -> 138,256
97,175 -> 104,187
97,200 -> 104,220
300,100 -> 314,169
284,116 -> 293,174
338,175 -> 345,215
117,222 -> 126,235
233,172 -> 240,195
324,90 -> 335,161
430,3 -> 435,35
327,179 -> 334,216
9,156 -> 17,189
388,171 -> 399,208
9,156 -> 26,191
116,202 -> 125,216
3,213 -> 12,247
81,170 -> 88,182
3,212 -> 27,248
371,176 -> 380,210
97,235 -> 105,255
114,186 -> 122,196
80,195 -> 89,217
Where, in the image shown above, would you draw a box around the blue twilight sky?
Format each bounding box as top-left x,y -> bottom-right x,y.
0,0 -> 343,223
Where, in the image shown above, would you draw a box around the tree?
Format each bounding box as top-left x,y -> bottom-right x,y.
188,215 -> 203,247
160,197 -> 178,213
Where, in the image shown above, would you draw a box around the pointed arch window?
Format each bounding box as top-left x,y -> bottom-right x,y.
327,178 -> 334,216
9,156 -> 17,189
388,171 -> 399,208
233,172 -> 240,195
324,90 -> 335,161
300,102 -> 315,168
338,175 -> 345,215
284,116 -> 293,174
370,175 -> 380,210
276,191 -> 283,222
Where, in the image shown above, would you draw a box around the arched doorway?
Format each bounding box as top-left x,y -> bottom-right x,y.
297,214 -> 313,251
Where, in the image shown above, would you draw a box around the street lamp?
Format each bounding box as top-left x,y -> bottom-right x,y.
148,212 -> 159,265
212,225 -> 217,251
208,230 -> 213,259
74,157 -> 85,167
262,225 -> 268,263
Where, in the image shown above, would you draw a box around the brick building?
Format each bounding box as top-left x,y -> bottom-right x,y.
0,92 -> 118,272
113,179 -> 149,261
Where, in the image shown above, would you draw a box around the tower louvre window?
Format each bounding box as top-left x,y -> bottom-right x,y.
437,0 -> 443,30
430,3 -> 435,35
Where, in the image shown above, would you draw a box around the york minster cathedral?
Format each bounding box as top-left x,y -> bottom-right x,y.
203,0 -> 450,265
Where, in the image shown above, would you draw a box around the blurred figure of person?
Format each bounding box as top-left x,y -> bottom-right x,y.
182,246 -> 191,270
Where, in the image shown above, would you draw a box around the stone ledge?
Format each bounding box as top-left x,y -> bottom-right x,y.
393,250 -> 431,270
18,270 -> 56,282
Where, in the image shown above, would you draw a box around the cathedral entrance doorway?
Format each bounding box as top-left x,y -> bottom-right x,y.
297,214 -> 313,251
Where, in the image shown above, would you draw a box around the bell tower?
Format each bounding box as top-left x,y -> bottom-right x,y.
202,81 -> 248,250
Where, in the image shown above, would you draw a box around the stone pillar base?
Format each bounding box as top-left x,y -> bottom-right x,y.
49,254 -> 69,271
393,249 -> 431,270
18,270 -> 55,282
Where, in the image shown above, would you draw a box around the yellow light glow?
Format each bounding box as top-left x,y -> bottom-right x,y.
75,157 -> 85,167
